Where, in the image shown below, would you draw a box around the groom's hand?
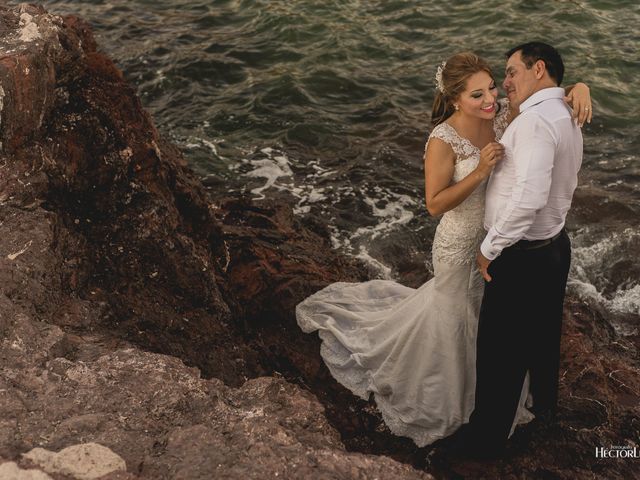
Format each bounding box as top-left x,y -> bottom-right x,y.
476,250 -> 492,282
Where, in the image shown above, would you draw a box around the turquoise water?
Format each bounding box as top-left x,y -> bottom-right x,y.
25,0 -> 640,317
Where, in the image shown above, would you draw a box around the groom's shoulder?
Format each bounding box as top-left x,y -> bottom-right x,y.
518,100 -> 581,145
525,97 -> 572,122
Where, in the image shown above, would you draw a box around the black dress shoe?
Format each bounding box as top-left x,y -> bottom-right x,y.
456,425 -> 506,460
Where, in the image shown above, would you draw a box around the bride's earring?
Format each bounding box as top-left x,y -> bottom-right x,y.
454,104 -> 459,111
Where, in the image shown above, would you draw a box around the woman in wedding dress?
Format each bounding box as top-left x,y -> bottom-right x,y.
296,52 -> 591,447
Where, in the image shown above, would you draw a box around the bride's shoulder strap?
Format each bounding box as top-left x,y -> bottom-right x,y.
425,123 -> 458,153
426,122 -> 456,144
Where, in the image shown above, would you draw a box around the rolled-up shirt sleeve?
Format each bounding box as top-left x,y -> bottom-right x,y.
480,113 -> 557,260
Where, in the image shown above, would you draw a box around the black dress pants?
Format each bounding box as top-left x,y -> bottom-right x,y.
467,229 -> 571,455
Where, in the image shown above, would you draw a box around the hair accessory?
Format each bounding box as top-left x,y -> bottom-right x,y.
435,60 -> 446,94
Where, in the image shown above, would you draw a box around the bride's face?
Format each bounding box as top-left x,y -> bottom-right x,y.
455,71 -> 498,120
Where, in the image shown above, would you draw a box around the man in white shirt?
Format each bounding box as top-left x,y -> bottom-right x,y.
468,42 -> 583,457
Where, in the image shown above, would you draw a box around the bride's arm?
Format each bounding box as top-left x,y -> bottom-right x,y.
564,82 -> 592,126
424,138 -> 502,216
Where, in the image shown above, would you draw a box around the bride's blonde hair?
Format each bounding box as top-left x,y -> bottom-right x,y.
431,52 -> 494,127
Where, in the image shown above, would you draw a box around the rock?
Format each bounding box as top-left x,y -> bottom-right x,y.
0,3 -> 421,478
1,311 -> 429,479
0,1 -> 363,388
0,462 -> 52,480
22,443 -> 126,480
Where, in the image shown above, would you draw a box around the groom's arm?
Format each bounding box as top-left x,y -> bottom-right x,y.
480,113 -> 557,261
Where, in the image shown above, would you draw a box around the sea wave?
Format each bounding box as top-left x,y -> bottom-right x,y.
26,0 -> 640,320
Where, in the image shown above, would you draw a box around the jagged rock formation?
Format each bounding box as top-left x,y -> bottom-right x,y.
0,4 -> 428,479
0,309 -> 429,479
0,4 -> 637,480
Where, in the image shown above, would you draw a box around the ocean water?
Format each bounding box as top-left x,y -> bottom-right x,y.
23,0 -> 640,324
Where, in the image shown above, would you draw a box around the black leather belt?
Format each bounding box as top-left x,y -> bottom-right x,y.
512,229 -> 564,250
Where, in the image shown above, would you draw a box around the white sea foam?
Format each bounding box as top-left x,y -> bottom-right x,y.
240,148 -> 426,278
608,284 -> 640,315
201,139 -> 219,154
241,148 -> 294,199
236,148 -> 419,276
569,227 -> 640,317
360,193 -> 415,240
327,189 -> 418,278
235,147 -> 637,309
328,224 -> 348,251
245,158 -> 293,198
291,182 -> 328,214
182,136 -> 226,159
356,245 -> 393,279
571,280 -> 639,336
567,278 -> 606,304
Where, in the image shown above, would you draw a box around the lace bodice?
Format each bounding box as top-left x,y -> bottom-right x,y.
425,98 -> 510,265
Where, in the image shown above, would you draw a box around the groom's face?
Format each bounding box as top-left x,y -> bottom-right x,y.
503,50 -> 538,109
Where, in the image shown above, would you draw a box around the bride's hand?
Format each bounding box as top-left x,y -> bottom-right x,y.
564,82 -> 592,127
475,142 -> 504,179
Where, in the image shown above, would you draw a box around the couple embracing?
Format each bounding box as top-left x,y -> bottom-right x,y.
297,41 -> 588,458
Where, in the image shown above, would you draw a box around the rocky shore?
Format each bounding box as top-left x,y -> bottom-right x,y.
0,4 -> 637,479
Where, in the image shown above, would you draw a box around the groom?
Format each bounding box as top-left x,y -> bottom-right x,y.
468,42 -> 583,457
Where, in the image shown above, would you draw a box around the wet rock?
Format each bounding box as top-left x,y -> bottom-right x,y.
1,1 -> 364,388
0,4 -> 423,479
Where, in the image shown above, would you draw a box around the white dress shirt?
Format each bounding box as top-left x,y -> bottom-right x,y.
480,87 -> 583,260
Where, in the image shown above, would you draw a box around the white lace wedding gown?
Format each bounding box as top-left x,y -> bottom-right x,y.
296,99 -> 532,447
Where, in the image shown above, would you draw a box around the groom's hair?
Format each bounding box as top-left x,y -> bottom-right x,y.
506,42 -> 564,86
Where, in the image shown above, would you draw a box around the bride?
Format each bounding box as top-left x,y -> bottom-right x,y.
296,52 -> 591,447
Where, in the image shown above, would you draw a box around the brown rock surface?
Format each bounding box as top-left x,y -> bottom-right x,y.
0,4 -> 426,479
1,311 -> 429,479
0,4 -> 637,480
